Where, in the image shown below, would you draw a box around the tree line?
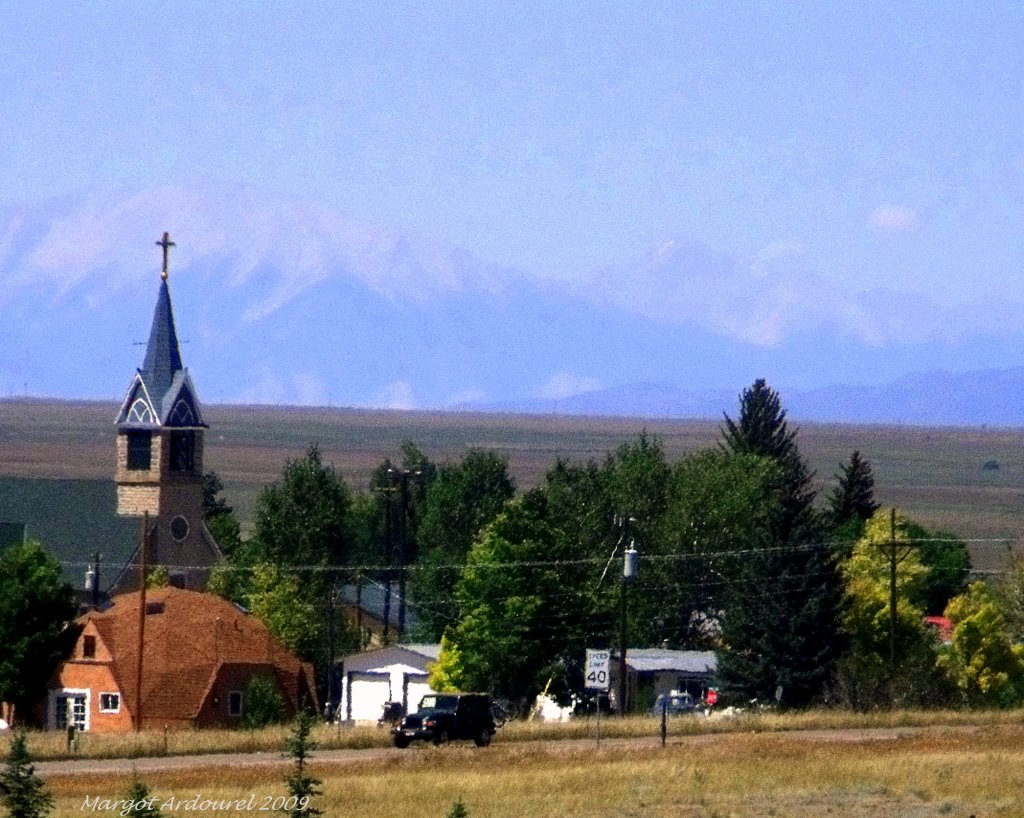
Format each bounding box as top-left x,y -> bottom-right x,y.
3,378 -> 1024,727
203,378 -> 1024,712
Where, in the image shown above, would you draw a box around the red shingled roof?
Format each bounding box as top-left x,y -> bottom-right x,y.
81,587 -> 316,725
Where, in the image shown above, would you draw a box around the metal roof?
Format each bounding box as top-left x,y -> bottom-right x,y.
620,648 -> 717,675
339,643 -> 441,674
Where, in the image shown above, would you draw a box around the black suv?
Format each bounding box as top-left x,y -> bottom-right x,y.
393,693 -> 499,748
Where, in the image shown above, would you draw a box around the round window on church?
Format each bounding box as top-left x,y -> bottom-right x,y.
170,515 -> 189,541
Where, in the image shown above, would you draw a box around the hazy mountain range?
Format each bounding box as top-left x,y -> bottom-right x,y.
2,186 -> 1023,425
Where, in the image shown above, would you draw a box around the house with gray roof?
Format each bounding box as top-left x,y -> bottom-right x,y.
610,648 -> 718,712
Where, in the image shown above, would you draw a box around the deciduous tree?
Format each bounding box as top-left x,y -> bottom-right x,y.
938,581 -> 1024,707
0,541 -> 76,725
251,444 -> 353,574
411,449 -> 515,639
654,450 -> 782,647
998,550 -> 1024,643
835,509 -> 944,708
432,497 -> 576,706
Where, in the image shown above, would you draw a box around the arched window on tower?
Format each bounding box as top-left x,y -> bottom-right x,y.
169,399 -> 196,427
170,430 -> 196,472
127,398 -> 155,425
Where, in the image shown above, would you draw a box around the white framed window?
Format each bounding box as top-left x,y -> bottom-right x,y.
228,691 -> 243,717
52,689 -> 90,732
99,693 -> 120,713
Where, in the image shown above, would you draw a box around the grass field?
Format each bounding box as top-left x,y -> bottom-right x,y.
2,399 -> 1022,570
26,712 -> 1024,817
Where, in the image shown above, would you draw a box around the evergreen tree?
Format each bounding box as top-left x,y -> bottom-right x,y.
446,798 -> 469,818
827,450 -> 879,530
0,731 -> 53,818
716,379 -> 844,706
283,709 -> 323,818
716,529 -> 846,707
203,471 -> 242,556
121,776 -> 160,818
720,378 -> 817,542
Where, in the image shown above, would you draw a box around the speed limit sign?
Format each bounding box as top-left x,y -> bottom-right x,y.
584,649 -> 611,691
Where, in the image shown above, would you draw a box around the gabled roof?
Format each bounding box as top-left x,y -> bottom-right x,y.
115,279 -> 205,429
339,643 -> 441,675
71,587 -> 316,722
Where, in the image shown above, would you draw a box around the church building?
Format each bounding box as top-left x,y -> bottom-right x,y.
109,233 -> 222,592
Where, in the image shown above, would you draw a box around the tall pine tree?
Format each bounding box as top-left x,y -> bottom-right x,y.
827,450 -> 879,531
720,378 -> 816,542
716,379 -> 844,706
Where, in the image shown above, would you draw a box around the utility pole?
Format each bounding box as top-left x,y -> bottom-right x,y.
888,507 -> 898,674
135,512 -> 149,733
617,516 -> 638,717
875,507 -> 914,690
378,483 -> 396,642
390,467 -> 422,639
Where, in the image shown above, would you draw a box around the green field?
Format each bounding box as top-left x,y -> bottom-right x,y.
2,399 -> 1022,572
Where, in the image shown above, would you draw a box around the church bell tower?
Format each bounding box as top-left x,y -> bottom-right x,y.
113,233 -> 222,590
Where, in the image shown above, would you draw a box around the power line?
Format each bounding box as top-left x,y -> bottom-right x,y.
56,534 -> 1016,574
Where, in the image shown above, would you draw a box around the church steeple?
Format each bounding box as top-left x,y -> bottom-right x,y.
115,232 -> 204,430
112,232 -> 221,593
139,279 -> 184,399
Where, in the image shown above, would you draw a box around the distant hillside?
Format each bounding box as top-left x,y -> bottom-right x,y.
462,367 -> 1024,426
4,188 -> 1024,423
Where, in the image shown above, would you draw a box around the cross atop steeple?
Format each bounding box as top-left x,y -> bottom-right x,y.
156,231 -> 176,280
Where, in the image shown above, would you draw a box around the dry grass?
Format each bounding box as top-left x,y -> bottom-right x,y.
40,723 -> 1024,818
7,707 -> 1024,761
8,708 -> 1024,765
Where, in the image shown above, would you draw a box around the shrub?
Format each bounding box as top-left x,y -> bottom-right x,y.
240,675 -> 286,730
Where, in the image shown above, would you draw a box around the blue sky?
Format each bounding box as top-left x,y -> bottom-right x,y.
2,2 -> 1022,306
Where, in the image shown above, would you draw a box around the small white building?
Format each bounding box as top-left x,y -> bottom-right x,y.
336,643 -> 441,723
